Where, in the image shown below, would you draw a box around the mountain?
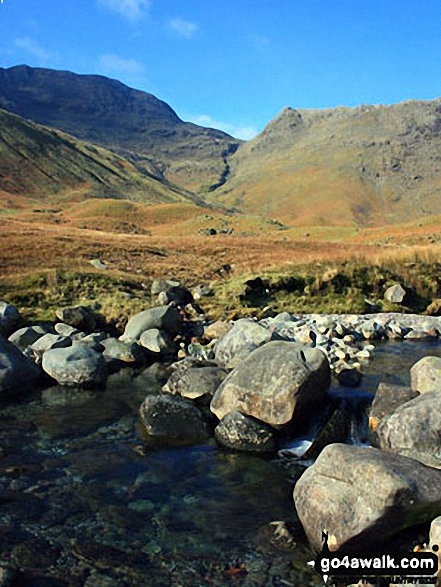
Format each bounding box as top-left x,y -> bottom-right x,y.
0,65 -> 240,193
212,100 -> 441,226
0,106 -> 197,204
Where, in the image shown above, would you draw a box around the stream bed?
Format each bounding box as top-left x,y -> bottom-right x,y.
1,341 -> 440,586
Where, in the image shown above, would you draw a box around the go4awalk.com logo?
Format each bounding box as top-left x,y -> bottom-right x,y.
308,532 -> 439,585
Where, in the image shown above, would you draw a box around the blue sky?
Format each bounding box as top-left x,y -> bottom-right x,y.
1,0 -> 441,139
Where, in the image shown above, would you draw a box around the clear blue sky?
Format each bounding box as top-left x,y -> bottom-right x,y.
1,0 -> 441,139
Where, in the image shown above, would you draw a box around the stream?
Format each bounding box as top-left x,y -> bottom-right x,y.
0,341 -> 440,586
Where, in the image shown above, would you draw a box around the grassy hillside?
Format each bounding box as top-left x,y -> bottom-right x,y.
0,107 -> 198,204
213,100 -> 441,226
0,65 -> 241,193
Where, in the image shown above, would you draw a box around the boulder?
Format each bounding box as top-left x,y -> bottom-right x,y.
369,382 -> 418,431
163,365 -> 228,400
42,346 -> 106,388
101,338 -> 145,366
203,321 -> 232,342
376,390 -> 441,468
214,411 -> 277,453
30,333 -> 72,359
8,325 -> 49,351
211,341 -> 330,428
139,328 -> 176,357
294,443 -> 441,552
0,301 -> 20,336
214,318 -> 275,369
384,283 -> 406,304
55,305 -> 96,332
120,306 -> 182,342
0,335 -> 41,394
54,323 -> 82,337
301,409 -> 351,460
410,356 -> 441,394
139,393 -> 209,443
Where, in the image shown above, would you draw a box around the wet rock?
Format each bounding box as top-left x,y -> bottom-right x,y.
336,367 -> 363,387
42,346 -> 106,387
411,356 -> 441,394
301,409 -> 351,460
0,302 -> 20,337
360,319 -> 385,340
294,443 -> 441,552
0,335 -> 41,394
369,382 -> 418,431
404,329 -> 438,341
384,283 -> 406,304
214,318 -> 275,369
163,365 -> 228,400
139,328 -> 176,357
120,306 -> 182,342
377,390 -> 441,468
8,325 -> 49,351
211,341 -> 330,428
214,411 -> 278,453
30,333 -> 72,359
55,305 -> 96,332
139,393 -> 209,443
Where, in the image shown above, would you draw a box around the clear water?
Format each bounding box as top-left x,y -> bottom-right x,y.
1,341 -> 440,586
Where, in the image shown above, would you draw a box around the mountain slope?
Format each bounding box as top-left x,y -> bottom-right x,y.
214,100 -> 441,226
0,107 -> 196,203
0,65 -> 241,193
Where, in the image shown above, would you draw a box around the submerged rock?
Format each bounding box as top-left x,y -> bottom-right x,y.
0,335 -> 41,394
211,341 -> 330,429
214,411 -> 278,453
377,390 -> 441,468
42,346 -> 106,387
294,443 -> 441,552
139,393 -> 209,443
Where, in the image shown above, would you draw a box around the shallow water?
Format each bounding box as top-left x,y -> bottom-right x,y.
0,341 -> 440,586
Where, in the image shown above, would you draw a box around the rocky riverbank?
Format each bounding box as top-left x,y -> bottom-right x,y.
1,287 -> 441,584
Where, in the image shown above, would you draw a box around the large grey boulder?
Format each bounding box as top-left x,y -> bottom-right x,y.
0,335 -> 41,394
30,333 -> 72,359
139,328 -> 176,357
214,318 -> 275,369
410,356 -> 441,394
210,341 -> 330,428
377,390 -> 441,468
8,325 -> 49,351
294,443 -> 441,552
384,283 -> 406,304
0,302 -> 20,336
42,346 -> 106,387
139,393 -> 209,443
369,382 -> 418,431
214,411 -> 278,453
163,365 -> 228,400
120,306 -> 182,342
